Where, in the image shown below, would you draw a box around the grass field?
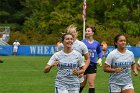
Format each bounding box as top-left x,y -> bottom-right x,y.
0,56 -> 139,93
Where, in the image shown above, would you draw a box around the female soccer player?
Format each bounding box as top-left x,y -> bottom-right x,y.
103,34 -> 138,93
81,26 -> 102,93
57,24 -> 90,71
44,33 -> 85,93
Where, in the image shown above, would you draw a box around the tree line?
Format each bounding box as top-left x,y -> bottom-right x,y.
0,0 -> 140,45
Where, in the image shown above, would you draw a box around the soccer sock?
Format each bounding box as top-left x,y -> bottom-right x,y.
79,86 -> 84,93
89,88 -> 95,93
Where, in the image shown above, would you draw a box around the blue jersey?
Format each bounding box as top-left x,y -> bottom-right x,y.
82,39 -> 102,65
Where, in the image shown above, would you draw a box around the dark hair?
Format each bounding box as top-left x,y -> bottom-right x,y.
86,26 -> 96,33
61,33 -> 73,42
114,34 -> 125,48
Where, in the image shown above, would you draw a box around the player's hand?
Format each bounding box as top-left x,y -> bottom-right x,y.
133,69 -> 138,76
51,61 -> 60,67
79,74 -> 84,78
73,69 -> 79,76
97,58 -> 102,66
114,67 -> 123,73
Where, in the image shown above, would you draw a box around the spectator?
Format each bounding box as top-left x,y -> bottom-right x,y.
126,42 -> 131,47
13,40 -> 20,56
101,41 -> 108,57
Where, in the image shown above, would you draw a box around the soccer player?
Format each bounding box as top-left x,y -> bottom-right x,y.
81,26 -> 102,93
57,24 -> 90,79
103,34 -> 138,93
44,33 -> 85,93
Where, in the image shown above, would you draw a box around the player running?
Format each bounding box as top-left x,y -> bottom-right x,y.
103,34 -> 138,93
81,26 -> 102,93
57,24 -> 90,79
44,33 -> 85,93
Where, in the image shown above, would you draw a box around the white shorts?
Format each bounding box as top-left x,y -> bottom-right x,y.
109,83 -> 134,92
13,47 -> 18,52
55,87 -> 79,93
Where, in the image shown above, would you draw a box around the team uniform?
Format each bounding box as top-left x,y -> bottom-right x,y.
81,39 -> 102,74
13,41 -> 20,53
105,49 -> 135,92
57,40 -> 88,83
47,50 -> 85,93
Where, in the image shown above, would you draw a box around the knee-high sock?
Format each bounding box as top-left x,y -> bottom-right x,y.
79,86 -> 84,93
89,88 -> 95,93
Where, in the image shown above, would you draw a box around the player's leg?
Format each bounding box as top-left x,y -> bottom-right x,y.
55,87 -> 68,93
87,73 -> 96,93
79,75 -> 87,93
86,63 -> 97,93
122,84 -> 135,93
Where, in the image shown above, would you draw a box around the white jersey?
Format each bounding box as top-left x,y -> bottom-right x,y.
105,49 -> 135,85
57,39 -> 88,55
13,41 -> 20,52
48,50 -> 85,90
13,42 -> 20,48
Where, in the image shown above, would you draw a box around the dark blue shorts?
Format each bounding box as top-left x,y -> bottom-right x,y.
84,63 -> 97,75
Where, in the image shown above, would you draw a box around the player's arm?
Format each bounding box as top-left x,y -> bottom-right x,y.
44,65 -> 52,73
73,66 -> 85,75
137,64 -> 140,71
97,43 -> 103,66
131,63 -> 138,76
44,61 -> 60,73
44,53 -> 59,73
131,53 -> 138,76
103,52 -> 122,73
103,63 -> 122,73
83,53 -> 90,71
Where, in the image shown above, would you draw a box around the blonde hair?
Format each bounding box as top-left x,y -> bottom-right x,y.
66,24 -> 77,33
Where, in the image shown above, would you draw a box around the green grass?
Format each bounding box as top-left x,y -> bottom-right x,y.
0,56 -> 139,93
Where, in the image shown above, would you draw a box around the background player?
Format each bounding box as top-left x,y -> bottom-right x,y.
81,26 -> 102,93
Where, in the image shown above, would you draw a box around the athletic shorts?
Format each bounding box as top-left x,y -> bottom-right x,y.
84,63 -> 97,75
109,83 -> 134,93
55,87 -> 79,93
13,47 -> 18,52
